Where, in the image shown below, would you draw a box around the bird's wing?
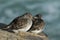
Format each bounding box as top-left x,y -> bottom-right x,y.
9,18 -> 28,29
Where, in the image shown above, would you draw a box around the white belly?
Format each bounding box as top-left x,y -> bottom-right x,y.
31,29 -> 43,34
12,20 -> 32,33
19,20 -> 32,32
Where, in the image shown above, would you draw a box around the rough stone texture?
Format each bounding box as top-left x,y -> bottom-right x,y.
38,32 -> 48,40
0,29 -> 49,40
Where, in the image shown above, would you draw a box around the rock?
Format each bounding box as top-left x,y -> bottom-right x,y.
0,23 -> 7,29
0,29 -> 47,40
38,32 -> 48,40
0,23 -> 49,40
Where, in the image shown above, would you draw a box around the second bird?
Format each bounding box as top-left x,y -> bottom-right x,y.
28,14 -> 45,34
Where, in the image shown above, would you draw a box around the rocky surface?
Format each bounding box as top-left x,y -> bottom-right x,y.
0,29 -> 49,40
0,23 -> 48,40
0,23 -> 7,29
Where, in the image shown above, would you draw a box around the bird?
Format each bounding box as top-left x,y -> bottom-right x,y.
28,14 -> 45,34
2,13 -> 33,33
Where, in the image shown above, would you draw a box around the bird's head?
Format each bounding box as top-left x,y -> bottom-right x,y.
23,12 -> 33,20
34,14 -> 42,19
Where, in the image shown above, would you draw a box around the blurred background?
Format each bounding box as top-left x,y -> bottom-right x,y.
0,0 -> 60,40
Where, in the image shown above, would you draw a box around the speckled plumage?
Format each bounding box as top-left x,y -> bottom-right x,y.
2,13 -> 33,33
28,14 -> 45,34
